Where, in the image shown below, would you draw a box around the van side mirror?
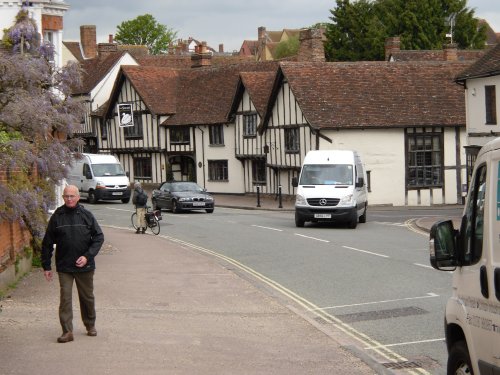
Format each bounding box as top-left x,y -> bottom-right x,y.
355,177 -> 364,188
429,220 -> 458,271
292,177 -> 298,187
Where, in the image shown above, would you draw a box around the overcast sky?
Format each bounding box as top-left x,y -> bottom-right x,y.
62,0 -> 500,53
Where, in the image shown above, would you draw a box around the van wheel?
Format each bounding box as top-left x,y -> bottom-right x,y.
121,197 -> 130,204
88,191 -> 97,204
448,341 -> 473,375
295,213 -> 305,227
359,205 -> 367,223
348,214 -> 358,229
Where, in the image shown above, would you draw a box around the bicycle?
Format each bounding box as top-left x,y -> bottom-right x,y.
131,206 -> 162,235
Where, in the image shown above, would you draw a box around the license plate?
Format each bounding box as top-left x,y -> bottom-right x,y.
112,192 -> 123,196
193,202 -> 205,207
314,213 -> 331,219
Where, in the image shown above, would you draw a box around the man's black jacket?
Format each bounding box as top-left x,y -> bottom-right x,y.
42,203 -> 104,273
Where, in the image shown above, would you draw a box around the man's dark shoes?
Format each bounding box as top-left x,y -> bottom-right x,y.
141,228 -> 146,234
135,228 -> 141,234
57,332 -> 74,343
87,327 -> 97,336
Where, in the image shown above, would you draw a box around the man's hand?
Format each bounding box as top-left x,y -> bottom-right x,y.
76,256 -> 88,268
44,270 -> 53,282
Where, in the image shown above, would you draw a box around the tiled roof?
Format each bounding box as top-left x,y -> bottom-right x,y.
239,71 -> 276,116
455,43 -> 500,80
162,62 -> 278,126
63,41 -> 84,62
274,61 -> 471,129
137,54 -> 254,68
121,66 -> 179,115
391,49 -> 485,62
73,51 -> 132,95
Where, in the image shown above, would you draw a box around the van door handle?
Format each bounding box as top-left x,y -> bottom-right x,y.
480,265 -> 489,299
494,268 -> 500,301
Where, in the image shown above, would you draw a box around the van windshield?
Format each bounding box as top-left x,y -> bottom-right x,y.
91,164 -> 126,177
300,164 -> 353,185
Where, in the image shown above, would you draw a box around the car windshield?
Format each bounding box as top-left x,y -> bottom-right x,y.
171,182 -> 203,192
91,164 -> 126,177
299,164 -> 353,185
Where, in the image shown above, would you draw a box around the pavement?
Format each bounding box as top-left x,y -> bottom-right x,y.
0,195 -> 462,375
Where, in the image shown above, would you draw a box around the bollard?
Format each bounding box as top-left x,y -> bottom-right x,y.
278,185 -> 283,208
256,186 -> 261,207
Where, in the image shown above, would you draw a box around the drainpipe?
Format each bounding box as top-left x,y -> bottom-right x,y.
196,126 -> 206,189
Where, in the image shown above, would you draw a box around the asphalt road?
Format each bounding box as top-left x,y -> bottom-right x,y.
88,200 -> 462,375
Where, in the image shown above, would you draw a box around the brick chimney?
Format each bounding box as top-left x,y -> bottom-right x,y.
97,43 -> 118,58
109,34 -> 114,43
80,25 -> 97,59
297,28 -> 325,62
444,43 -> 458,61
219,43 -> 224,53
384,37 -> 401,61
191,41 -> 212,68
258,26 -> 266,42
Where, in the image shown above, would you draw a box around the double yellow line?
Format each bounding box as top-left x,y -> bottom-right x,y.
162,234 -> 431,375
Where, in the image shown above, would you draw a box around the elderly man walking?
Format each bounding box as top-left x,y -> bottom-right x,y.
41,184 -> 104,343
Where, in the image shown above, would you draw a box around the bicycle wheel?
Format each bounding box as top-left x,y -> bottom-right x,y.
131,212 -> 138,230
150,216 -> 160,235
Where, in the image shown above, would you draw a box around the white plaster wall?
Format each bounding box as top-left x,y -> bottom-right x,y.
91,53 -> 137,109
195,125 -> 245,194
465,75 -> 500,147
318,129 -> 406,206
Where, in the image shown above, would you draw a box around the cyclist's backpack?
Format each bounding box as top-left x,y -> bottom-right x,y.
136,190 -> 148,206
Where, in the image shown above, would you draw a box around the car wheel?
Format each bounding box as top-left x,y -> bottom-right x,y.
359,205 -> 367,223
87,191 -> 97,204
295,212 -> 305,227
206,208 -> 214,213
448,341 -> 473,375
152,198 -> 160,211
121,197 -> 130,204
172,200 -> 181,213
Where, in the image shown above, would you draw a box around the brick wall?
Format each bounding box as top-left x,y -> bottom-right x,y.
0,169 -> 32,291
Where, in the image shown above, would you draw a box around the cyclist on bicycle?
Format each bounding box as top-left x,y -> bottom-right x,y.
132,182 -> 148,234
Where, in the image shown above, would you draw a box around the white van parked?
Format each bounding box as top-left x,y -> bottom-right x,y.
292,150 -> 368,228
429,137 -> 500,375
67,153 -> 131,204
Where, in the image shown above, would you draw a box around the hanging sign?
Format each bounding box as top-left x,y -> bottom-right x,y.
117,103 -> 134,127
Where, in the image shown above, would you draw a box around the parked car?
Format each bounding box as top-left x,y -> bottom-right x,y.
152,181 -> 214,213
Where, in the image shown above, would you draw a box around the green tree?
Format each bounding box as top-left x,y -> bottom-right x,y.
325,0 -> 386,61
325,0 -> 487,61
274,35 -> 300,59
114,14 -> 177,55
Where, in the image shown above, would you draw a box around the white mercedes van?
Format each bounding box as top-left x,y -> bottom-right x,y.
67,153 -> 131,204
292,150 -> 368,228
429,137 -> 500,375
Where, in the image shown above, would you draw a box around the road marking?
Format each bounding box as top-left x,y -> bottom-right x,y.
365,337 -> 445,349
106,207 -> 133,212
414,263 -> 434,269
157,233 -> 430,374
252,225 -> 283,232
373,221 -> 408,227
342,245 -> 389,258
294,233 -> 330,242
312,293 -> 440,311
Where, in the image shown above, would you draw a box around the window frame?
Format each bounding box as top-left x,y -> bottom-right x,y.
485,85 -> 497,125
209,125 -> 224,146
133,157 -> 152,180
243,113 -> 257,138
208,160 -> 228,181
124,112 -> 143,139
252,159 -> 267,185
284,127 -> 300,153
170,127 -> 190,145
406,129 -> 443,189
